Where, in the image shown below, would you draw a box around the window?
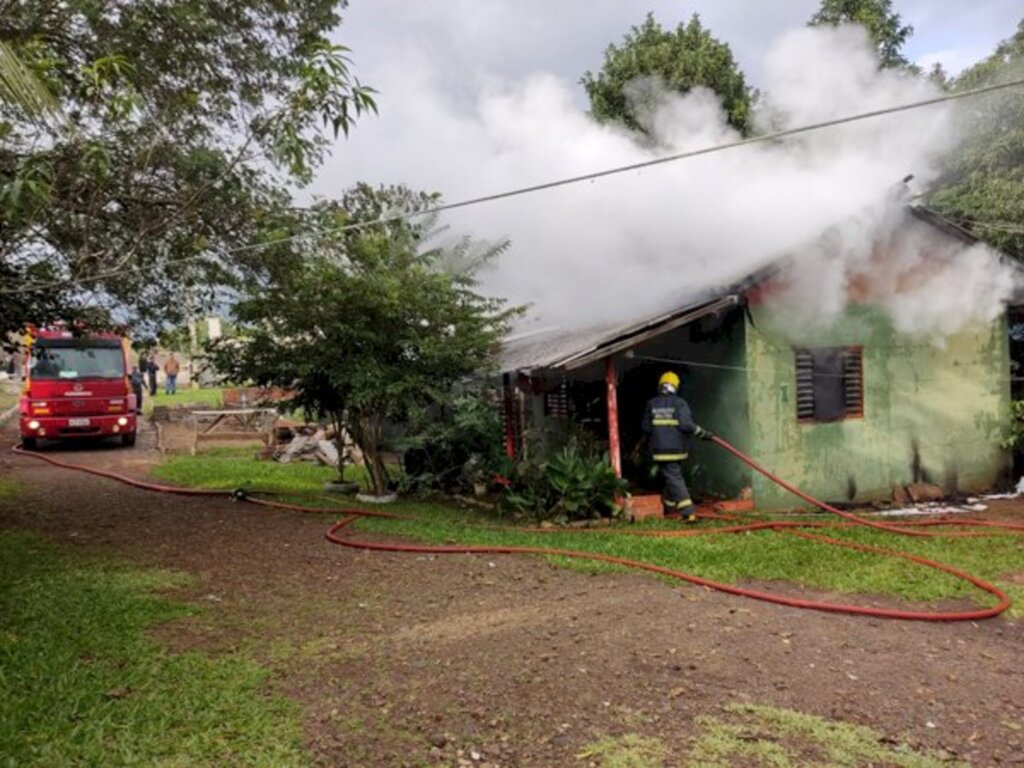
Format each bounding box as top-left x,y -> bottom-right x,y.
795,347 -> 863,423
544,380 -> 570,419
30,344 -> 125,380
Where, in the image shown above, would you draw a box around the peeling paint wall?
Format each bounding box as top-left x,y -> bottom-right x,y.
745,304 -> 1011,509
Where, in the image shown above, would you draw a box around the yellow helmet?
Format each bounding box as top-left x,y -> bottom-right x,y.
658,371 -> 680,390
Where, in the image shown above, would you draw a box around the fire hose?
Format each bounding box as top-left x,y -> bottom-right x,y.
12,436 -> 1024,622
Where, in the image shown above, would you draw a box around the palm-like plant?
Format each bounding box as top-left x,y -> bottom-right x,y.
0,40 -> 59,121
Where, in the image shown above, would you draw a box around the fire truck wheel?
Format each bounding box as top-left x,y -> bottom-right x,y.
20,436 -> 37,450
121,432 -> 137,448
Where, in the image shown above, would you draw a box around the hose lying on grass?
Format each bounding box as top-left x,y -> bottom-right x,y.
13,436 -> 1024,622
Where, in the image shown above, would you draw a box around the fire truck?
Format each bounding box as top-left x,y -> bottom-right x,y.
18,327 -> 137,449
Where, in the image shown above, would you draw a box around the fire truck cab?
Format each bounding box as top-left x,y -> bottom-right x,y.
18,328 -> 137,449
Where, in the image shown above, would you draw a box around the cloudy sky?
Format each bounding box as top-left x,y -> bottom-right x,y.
313,0 -> 1021,197
307,2 -> 1022,332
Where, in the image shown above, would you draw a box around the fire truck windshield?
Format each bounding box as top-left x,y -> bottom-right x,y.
30,341 -> 124,380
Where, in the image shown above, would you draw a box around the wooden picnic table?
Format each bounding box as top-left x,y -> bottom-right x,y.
191,408 -> 278,454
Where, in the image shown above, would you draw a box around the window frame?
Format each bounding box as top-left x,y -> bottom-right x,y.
794,345 -> 864,424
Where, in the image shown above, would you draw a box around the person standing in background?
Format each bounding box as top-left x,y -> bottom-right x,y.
137,351 -> 149,388
130,366 -> 145,412
146,353 -> 158,396
164,353 -> 180,395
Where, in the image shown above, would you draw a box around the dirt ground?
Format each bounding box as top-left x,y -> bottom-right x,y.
3,422 -> 1024,767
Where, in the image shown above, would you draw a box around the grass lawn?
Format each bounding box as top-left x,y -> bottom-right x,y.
0,531 -> 307,766
0,478 -> 20,499
152,451 -> 1024,618
143,386 -> 225,414
0,387 -> 19,413
152,446 -> 367,493
579,702 -> 961,767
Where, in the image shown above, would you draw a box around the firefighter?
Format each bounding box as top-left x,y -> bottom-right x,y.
641,371 -> 712,521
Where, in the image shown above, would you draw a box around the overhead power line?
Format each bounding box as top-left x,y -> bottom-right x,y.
5,76 -> 1024,296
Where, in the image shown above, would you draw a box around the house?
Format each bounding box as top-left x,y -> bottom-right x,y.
498,202 -> 1016,510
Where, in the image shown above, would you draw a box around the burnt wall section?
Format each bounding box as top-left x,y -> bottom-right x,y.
745,304 -> 1011,510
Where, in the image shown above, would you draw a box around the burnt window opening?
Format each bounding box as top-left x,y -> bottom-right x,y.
795,347 -> 864,423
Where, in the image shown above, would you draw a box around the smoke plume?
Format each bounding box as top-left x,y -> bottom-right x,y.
313,23 -> 1020,341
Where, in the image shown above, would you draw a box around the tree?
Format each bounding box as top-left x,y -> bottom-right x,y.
808,0 -> 915,70
210,184 -> 519,496
928,20 -> 1024,261
0,1 -> 376,339
580,13 -> 754,136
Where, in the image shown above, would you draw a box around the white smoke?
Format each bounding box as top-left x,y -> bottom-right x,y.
760,201 -> 1018,341
312,23 -> 1020,340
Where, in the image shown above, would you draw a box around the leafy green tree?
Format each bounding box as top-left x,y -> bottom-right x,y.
581,13 -> 753,136
210,184 -> 518,496
0,1 -> 375,339
929,20 -> 1024,260
808,0 -> 915,69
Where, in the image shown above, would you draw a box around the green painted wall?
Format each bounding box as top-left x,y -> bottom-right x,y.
744,304 -> 1011,510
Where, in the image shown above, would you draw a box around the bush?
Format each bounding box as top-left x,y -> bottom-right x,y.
503,444 -> 627,522
1002,400 -> 1024,449
401,388 -> 505,493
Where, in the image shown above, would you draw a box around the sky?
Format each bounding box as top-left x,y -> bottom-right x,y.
306,1 -> 1022,335
313,0 -> 1022,198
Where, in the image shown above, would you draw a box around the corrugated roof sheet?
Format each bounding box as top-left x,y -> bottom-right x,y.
499,295 -> 739,373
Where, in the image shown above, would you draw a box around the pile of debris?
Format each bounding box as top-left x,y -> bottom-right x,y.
271,425 -> 363,468
873,482 -> 989,517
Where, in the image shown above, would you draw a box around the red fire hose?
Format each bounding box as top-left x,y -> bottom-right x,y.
11,438 -> 1023,622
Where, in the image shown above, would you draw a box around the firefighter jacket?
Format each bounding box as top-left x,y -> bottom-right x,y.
641,394 -> 706,461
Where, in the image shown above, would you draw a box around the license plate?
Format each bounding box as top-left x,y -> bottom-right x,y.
68,417 -> 90,427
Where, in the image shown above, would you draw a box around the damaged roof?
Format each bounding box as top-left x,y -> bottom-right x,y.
499,201 -> 1011,375
500,294 -> 744,374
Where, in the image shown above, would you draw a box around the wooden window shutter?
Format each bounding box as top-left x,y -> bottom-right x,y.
842,348 -> 864,418
795,350 -> 815,421
794,347 -> 864,424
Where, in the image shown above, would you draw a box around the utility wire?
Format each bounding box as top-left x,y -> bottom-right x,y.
5,76 -> 1024,296
630,356 -> 1024,387
631,352 -> 1024,385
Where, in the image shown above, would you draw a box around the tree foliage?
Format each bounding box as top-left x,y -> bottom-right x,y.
929,20 -> 1024,260
580,13 -> 753,137
0,0 -> 375,338
210,184 -> 519,496
808,0 -> 915,70
0,40 -> 58,120
401,387 -> 506,493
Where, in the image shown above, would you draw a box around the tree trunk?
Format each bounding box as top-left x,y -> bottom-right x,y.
351,410 -> 388,495
329,409 -> 347,482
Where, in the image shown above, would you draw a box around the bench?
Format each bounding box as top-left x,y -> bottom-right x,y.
191,408 -> 279,455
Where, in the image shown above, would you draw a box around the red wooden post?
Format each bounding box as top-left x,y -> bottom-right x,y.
605,356 -> 622,478
502,373 -> 517,459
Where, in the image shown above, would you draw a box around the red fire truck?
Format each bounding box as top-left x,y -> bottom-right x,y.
18,327 -> 137,449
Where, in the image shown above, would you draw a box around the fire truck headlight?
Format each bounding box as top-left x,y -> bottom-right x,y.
117,417 -> 129,426
27,420 -> 40,430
